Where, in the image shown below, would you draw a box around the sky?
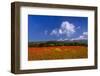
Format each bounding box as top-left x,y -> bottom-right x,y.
28,15 -> 88,42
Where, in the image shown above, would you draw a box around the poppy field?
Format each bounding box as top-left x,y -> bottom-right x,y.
28,45 -> 88,61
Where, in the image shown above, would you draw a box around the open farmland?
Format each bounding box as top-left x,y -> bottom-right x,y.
28,46 -> 88,60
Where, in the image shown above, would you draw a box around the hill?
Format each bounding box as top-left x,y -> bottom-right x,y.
28,39 -> 88,47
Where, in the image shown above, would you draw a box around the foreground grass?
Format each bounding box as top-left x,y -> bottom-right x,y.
28,46 -> 88,61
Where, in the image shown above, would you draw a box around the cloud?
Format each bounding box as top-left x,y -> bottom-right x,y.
50,21 -> 77,37
57,38 -> 68,41
70,31 -> 88,41
60,21 -> 76,36
83,32 -> 88,35
57,38 -> 63,41
57,31 -> 88,41
50,29 -> 59,36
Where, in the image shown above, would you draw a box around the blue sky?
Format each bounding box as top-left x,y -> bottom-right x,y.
28,15 -> 88,42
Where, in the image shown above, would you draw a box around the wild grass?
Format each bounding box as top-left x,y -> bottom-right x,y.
28,46 -> 88,60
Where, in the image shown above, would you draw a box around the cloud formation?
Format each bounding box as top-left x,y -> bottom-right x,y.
50,21 -> 77,37
70,31 -> 88,41
57,38 -> 68,41
50,21 -> 88,41
50,29 -> 58,36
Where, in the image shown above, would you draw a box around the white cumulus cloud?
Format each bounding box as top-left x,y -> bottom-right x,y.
60,21 -> 76,36
50,21 -> 77,37
50,29 -> 59,36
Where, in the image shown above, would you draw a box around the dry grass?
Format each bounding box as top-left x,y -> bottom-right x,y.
28,46 -> 88,61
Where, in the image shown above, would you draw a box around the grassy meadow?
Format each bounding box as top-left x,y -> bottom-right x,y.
28,41 -> 88,60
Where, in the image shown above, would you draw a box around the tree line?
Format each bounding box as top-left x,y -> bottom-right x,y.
28,41 -> 87,47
